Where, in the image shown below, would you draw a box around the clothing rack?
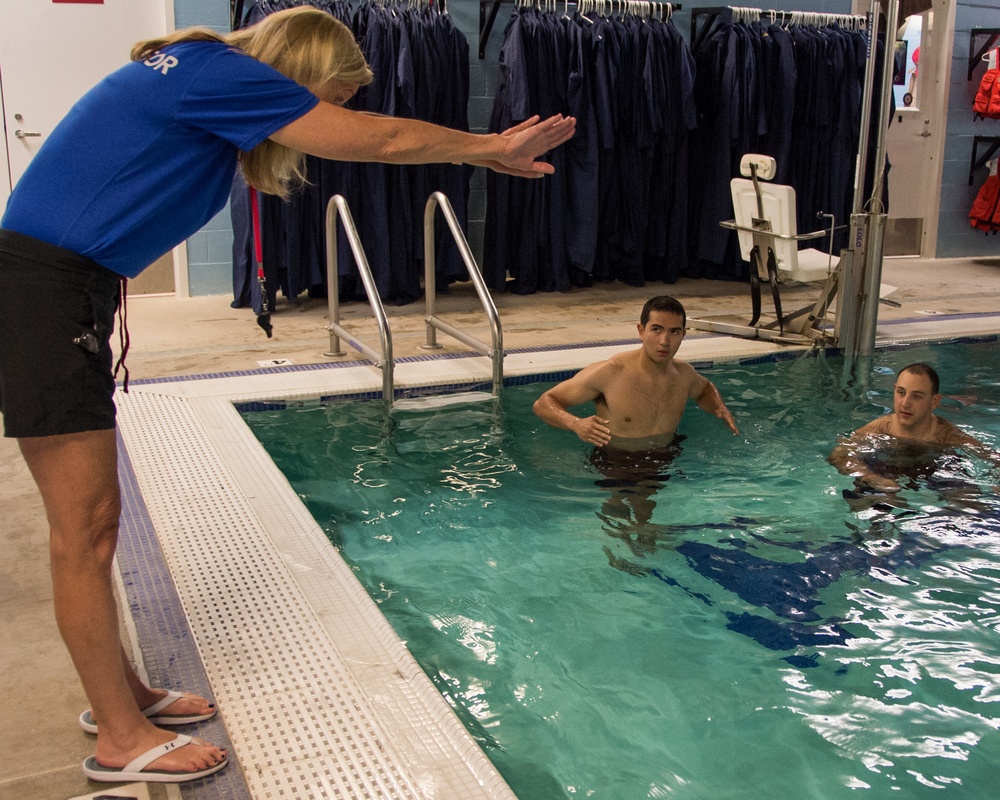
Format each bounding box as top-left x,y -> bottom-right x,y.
231,0 -> 471,311
485,2 -> 697,290
479,0 -> 682,58
233,0 -> 445,28
690,6 -> 866,51
687,4 -> 878,282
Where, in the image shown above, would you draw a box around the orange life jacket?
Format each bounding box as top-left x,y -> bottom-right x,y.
970,174 -> 1000,232
974,49 -> 1000,119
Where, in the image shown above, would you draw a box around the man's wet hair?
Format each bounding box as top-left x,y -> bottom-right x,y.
899,362 -> 940,395
641,295 -> 687,328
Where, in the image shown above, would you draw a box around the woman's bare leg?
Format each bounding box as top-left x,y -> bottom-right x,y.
19,429 -> 225,773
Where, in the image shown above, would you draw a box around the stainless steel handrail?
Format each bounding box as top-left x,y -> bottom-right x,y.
718,220 -> 828,242
422,191 -> 504,396
324,194 -> 394,405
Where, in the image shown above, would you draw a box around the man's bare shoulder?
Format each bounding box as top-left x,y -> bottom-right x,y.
851,415 -> 893,438
932,415 -> 980,447
671,358 -> 699,379
571,354 -> 627,388
668,358 -> 709,394
835,416 -> 891,451
607,350 -> 637,368
594,350 -> 640,376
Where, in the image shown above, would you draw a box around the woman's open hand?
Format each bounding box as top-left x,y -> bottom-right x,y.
495,114 -> 576,177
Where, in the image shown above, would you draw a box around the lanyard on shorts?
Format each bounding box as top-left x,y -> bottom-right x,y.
113,277 -> 130,392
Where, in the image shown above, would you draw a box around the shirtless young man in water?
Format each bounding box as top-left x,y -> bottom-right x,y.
829,362 -> 999,493
532,296 -> 739,450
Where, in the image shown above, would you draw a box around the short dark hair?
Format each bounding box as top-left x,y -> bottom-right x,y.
640,295 -> 687,327
898,362 -> 940,395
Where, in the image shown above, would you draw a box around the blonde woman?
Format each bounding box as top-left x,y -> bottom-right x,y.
0,7 -> 574,784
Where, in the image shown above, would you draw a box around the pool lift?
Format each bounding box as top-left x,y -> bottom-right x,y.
839,0 -> 903,365
687,153 -> 847,346
688,0 -> 902,359
324,192 -> 504,411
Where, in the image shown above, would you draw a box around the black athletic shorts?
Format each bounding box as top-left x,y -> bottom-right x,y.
0,229 -> 121,438
589,435 -> 685,487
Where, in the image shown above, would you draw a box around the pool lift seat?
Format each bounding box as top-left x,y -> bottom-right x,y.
689,154 -> 848,345
323,192 -> 504,410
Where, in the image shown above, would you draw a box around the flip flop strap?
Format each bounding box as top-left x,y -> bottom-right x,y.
123,733 -> 193,774
143,689 -> 182,717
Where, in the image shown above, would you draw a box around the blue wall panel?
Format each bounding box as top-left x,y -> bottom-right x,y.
173,0 -> 231,295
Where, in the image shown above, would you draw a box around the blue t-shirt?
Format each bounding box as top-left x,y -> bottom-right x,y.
1,41 -> 318,277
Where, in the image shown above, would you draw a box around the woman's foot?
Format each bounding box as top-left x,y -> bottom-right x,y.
79,689 -> 217,734
84,732 -> 228,783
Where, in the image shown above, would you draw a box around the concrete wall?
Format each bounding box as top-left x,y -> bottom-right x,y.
938,0 -> 1000,257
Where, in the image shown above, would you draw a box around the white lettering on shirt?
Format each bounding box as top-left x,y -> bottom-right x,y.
144,52 -> 179,75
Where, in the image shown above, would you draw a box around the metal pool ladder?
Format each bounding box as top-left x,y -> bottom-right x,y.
323,192 -> 504,407
420,191 -> 504,397
324,194 -> 394,403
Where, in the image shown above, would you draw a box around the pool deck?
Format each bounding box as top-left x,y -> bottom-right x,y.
2,254 -> 999,800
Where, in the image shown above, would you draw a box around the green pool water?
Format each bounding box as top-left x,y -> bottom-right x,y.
242,341 -> 1000,799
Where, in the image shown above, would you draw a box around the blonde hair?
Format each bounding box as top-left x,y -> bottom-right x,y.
133,7 -> 373,197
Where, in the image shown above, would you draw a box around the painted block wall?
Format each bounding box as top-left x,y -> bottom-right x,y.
173,0 -> 234,296
938,0 -> 1000,258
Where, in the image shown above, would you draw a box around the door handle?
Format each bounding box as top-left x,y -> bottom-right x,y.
14,129 -> 42,139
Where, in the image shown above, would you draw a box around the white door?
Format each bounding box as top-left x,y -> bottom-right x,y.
0,0 -> 169,202
884,0 -> 954,256
0,71 -> 10,204
0,0 -> 174,291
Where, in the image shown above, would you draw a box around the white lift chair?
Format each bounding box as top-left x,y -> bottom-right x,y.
690,154 -> 845,344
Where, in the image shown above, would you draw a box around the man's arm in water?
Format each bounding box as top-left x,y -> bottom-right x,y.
533,362 -> 614,447
828,417 -> 902,492
936,419 -> 1000,489
688,368 -> 740,435
936,418 -> 1000,465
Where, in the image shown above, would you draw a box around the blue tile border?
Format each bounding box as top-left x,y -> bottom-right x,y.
233,334 -> 1000,413
880,313 -> 1000,325
878,333 -> 999,350
116,432 -> 252,800
235,350 -> 823,412
124,338 -> 641,388
123,312 -> 1000,390
126,335 -> 771,389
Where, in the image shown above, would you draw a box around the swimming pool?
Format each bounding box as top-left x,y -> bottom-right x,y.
242,341 -> 1000,799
